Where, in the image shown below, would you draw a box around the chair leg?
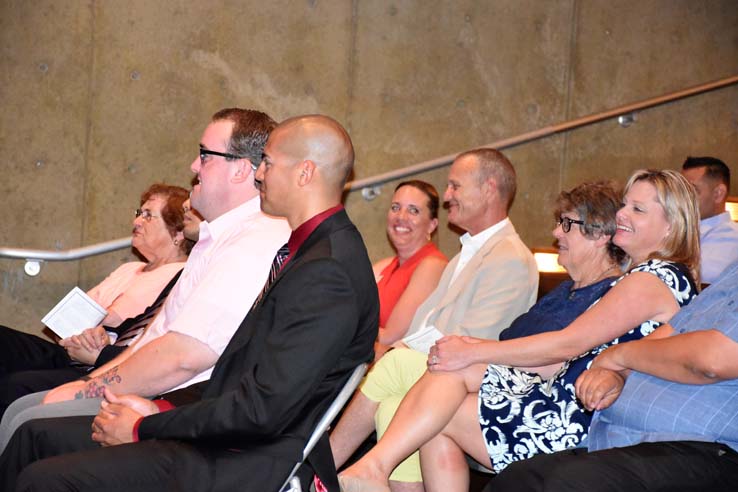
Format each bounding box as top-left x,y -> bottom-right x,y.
281,475 -> 303,492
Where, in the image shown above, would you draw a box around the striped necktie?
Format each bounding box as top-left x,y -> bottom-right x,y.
251,243 -> 290,310
112,269 -> 182,347
69,269 -> 182,370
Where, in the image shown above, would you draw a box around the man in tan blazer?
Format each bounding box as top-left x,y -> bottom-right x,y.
402,148 -> 538,345
330,148 -> 538,488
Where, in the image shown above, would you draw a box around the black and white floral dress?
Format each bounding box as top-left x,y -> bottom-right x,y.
478,259 -> 696,473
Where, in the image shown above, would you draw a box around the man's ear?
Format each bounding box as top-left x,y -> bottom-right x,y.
714,182 -> 728,204
298,160 -> 316,186
232,159 -> 253,183
484,177 -> 498,203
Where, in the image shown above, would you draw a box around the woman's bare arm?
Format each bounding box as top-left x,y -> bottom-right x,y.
379,256 -> 447,345
431,271 -> 680,371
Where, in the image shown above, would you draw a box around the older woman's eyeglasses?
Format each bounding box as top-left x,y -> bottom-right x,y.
557,216 -> 603,233
135,209 -> 160,222
557,216 -> 586,233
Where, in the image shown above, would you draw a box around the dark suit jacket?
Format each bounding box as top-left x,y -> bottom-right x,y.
138,210 -> 378,490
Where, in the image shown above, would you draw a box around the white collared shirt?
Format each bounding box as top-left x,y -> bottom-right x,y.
448,217 -> 510,287
404,217 -> 512,351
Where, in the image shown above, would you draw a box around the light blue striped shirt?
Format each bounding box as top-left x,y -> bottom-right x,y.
700,212 -> 738,284
589,259 -> 738,452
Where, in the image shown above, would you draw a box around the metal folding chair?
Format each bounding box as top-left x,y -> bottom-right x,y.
279,362 -> 369,492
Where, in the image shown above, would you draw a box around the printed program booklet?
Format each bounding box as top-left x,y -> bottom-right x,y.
402,325 -> 444,354
41,287 -> 107,339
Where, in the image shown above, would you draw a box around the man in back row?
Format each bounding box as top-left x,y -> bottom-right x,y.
4,114 -> 379,492
681,156 -> 738,284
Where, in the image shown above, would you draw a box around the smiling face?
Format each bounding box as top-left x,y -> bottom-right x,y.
443,155 -> 489,234
189,119 -> 237,221
386,185 -> 439,257
131,195 -> 176,260
614,180 -> 671,264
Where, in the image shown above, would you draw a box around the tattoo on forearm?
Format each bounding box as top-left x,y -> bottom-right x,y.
73,366 -> 123,400
74,380 -> 106,399
100,366 -> 123,386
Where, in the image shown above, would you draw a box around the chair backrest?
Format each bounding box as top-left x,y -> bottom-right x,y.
279,362 -> 369,492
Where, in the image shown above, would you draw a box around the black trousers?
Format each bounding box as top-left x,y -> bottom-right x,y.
487,441 -> 738,492
0,416 -> 98,491
0,325 -> 71,377
1,416 -> 296,492
0,325 -> 84,418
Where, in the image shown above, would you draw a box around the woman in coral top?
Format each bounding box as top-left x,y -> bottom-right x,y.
373,180 -> 448,358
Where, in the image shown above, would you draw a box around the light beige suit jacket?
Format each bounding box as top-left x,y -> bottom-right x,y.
404,220 -> 538,342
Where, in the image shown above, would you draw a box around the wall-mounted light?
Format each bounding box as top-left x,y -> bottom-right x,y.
532,247 -> 571,299
726,196 -> 738,222
532,248 -> 567,273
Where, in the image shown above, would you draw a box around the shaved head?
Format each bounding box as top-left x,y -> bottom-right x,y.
271,115 -> 354,191
255,114 -> 355,228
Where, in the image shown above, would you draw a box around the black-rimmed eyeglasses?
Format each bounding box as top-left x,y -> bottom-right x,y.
557,216 -> 584,233
199,148 -> 242,163
199,148 -> 258,172
557,216 -> 603,233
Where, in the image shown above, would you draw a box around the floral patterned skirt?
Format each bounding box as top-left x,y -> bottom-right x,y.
477,361 -> 590,473
477,259 -> 695,473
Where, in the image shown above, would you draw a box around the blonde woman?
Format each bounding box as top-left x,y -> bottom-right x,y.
341,170 -> 700,492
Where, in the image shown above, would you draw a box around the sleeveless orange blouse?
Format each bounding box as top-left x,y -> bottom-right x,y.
376,242 -> 447,327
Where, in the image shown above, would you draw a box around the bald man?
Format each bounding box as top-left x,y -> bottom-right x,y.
4,116 -> 379,492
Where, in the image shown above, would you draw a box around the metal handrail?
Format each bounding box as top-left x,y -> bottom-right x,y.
1,73 -> 737,272
345,73 -> 738,193
0,237 -> 132,261
0,237 -> 132,276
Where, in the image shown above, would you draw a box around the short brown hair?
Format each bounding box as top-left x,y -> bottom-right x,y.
555,181 -> 626,265
211,108 -> 277,166
456,148 -> 517,211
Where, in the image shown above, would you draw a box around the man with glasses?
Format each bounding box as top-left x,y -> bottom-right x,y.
5,114 -> 378,492
0,109 -> 290,455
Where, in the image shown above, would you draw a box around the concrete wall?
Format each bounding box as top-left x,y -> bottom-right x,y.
2,0 -> 737,335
